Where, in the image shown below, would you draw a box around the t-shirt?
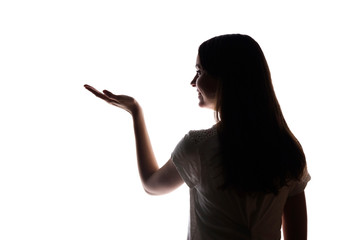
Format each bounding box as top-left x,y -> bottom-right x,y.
171,125 -> 310,240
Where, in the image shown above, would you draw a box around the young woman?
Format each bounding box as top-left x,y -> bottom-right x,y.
84,34 -> 310,240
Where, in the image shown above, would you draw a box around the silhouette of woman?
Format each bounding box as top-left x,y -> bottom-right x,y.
85,34 -> 310,240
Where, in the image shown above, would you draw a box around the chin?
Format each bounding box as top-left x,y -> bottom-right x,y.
198,102 -> 214,110
198,101 -> 206,108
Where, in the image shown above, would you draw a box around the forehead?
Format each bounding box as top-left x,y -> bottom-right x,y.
196,54 -> 202,69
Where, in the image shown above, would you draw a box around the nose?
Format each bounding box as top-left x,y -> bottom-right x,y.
190,74 -> 197,87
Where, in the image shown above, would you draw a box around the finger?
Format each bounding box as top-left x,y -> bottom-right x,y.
84,84 -> 99,92
103,90 -> 119,101
85,85 -> 112,102
103,89 -> 112,95
103,90 -> 117,97
86,87 -> 105,98
84,84 -> 101,93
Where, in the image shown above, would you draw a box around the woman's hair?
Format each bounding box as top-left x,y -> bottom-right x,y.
198,34 -> 306,195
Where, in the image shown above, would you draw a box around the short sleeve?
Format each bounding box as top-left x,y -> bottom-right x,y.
288,167 -> 311,197
171,133 -> 200,188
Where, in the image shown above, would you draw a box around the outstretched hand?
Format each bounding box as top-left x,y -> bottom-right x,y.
84,84 -> 139,115
84,84 -> 183,195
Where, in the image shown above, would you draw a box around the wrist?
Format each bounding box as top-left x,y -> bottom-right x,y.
130,101 -> 142,117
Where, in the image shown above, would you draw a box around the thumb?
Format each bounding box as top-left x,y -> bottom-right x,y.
103,90 -> 115,96
103,90 -> 119,102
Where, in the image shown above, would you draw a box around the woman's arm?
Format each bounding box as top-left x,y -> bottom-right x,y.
282,191 -> 308,240
84,84 -> 184,195
131,104 -> 183,195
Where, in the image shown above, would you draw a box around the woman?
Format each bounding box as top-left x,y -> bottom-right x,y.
84,34 -> 310,240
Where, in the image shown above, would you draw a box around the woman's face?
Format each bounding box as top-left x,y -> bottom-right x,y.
190,55 -> 218,109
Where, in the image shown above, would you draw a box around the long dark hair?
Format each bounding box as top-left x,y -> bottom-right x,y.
198,34 -> 306,195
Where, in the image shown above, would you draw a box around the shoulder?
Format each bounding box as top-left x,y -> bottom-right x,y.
288,167 -> 311,197
187,125 -> 218,145
171,126 -> 217,188
171,125 -> 218,160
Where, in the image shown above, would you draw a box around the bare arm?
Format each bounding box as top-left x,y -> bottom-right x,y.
282,191 -> 308,240
131,104 -> 183,195
84,84 -> 184,195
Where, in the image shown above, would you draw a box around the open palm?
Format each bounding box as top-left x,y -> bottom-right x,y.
84,84 -> 138,114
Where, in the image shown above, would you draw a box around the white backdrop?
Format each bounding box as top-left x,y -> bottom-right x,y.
1,1 -> 359,239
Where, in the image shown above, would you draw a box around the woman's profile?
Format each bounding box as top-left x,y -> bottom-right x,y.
84,34 -> 310,240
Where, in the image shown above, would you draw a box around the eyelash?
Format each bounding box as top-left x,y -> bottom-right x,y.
196,70 -> 201,76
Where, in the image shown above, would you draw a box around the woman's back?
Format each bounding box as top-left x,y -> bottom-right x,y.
172,126 -> 310,240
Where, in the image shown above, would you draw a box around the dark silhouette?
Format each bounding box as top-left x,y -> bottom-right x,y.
85,33 -> 310,240
198,35 -> 306,195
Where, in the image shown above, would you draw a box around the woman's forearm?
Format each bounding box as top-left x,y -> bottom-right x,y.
282,192 -> 308,240
131,104 -> 159,190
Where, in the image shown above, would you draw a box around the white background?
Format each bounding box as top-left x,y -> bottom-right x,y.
1,0 -> 359,239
